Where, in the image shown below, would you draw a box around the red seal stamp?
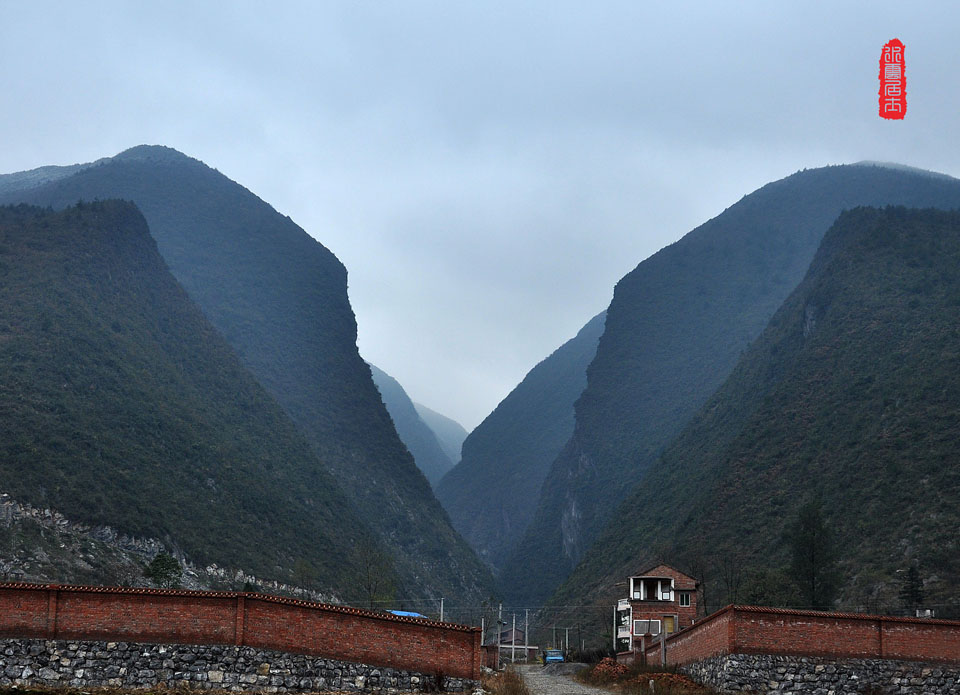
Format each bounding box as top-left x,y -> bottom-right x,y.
879,39 -> 906,119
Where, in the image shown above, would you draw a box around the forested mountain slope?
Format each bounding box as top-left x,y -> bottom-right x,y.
553,207 -> 960,619
0,147 -> 492,602
0,202 -> 392,596
500,164 -> 960,604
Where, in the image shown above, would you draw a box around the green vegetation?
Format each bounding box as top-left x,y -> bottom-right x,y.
502,164 -> 960,605
436,311 -> 605,572
784,500 -> 838,610
370,364 -> 454,486
899,565 -> 925,613
553,207 -> 960,622
145,553 -> 182,589
0,201 -> 394,595
0,145 -> 494,605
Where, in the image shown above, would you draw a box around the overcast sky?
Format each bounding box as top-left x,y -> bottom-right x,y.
3,2 -> 959,429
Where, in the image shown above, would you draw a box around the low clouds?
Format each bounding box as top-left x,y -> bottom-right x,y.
2,1 -> 959,428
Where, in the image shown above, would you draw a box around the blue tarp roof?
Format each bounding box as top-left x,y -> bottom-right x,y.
388,610 -> 428,618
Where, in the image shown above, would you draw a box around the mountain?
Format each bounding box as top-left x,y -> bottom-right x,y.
414,403 -> 468,465
436,312 -> 606,571
0,201 -> 392,595
0,146 -> 493,603
499,163 -> 960,605
553,206 -> 960,619
369,364 -> 455,486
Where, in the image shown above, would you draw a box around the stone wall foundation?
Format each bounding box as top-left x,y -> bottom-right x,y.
681,653 -> 960,694
0,638 -> 476,693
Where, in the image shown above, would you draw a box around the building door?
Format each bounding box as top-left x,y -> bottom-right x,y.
663,616 -> 676,634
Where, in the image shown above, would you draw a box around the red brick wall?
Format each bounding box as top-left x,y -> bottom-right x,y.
0,587 -> 49,638
0,583 -> 481,680
242,597 -> 478,678
733,609 -> 881,659
881,618 -> 960,662
630,601 -> 698,632
55,589 -> 238,645
654,609 -> 731,664
654,605 -> 960,666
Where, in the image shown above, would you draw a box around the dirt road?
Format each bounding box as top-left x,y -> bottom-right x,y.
515,664 -> 611,695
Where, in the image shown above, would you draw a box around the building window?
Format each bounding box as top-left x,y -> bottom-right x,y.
679,592 -> 691,607
633,619 -> 661,635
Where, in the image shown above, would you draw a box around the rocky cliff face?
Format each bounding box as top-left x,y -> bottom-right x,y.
0,493 -> 334,602
436,311 -> 605,572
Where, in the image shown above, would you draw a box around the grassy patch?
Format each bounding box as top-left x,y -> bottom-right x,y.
482,668 -> 532,695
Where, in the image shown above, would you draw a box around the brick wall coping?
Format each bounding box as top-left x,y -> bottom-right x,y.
727,604 -> 960,628
0,582 -> 479,633
662,603 -> 960,646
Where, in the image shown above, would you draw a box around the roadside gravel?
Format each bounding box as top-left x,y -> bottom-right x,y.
515,664 -> 612,695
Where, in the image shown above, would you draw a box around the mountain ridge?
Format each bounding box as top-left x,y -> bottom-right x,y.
369,364 -> 455,486
0,201 -> 393,596
0,147 -> 494,604
436,311 -> 606,572
413,403 -> 468,465
500,163 -> 960,605
551,205 -> 960,620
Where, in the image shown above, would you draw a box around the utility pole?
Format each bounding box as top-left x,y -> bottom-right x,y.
565,627 -> 569,652
439,598 -> 444,622
497,603 -> 503,670
613,605 -> 617,653
524,609 -> 529,663
511,613 -> 516,663
552,625 -> 556,649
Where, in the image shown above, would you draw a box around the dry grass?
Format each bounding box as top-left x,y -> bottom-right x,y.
574,658 -> 716,695
481,668 -> 531,695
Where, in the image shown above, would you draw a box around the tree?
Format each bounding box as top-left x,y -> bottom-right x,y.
292,559 -> 317,590
898,565 -> 925,613
357,547 -> 396,609
145,552 -> 182,588
784,500 -> 838,610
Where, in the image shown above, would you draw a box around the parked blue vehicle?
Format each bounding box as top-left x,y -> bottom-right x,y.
543,649 -> 564,663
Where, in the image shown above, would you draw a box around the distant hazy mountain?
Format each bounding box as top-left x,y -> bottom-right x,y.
369,364 -> 455,486
0,201 -> 392,594
436,312 -> 605,572
0,160 -> 103,197
0,146 -> 493,603
499,163 -> 960,605
414,403 -> 468,465
554,206 -> 960,618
